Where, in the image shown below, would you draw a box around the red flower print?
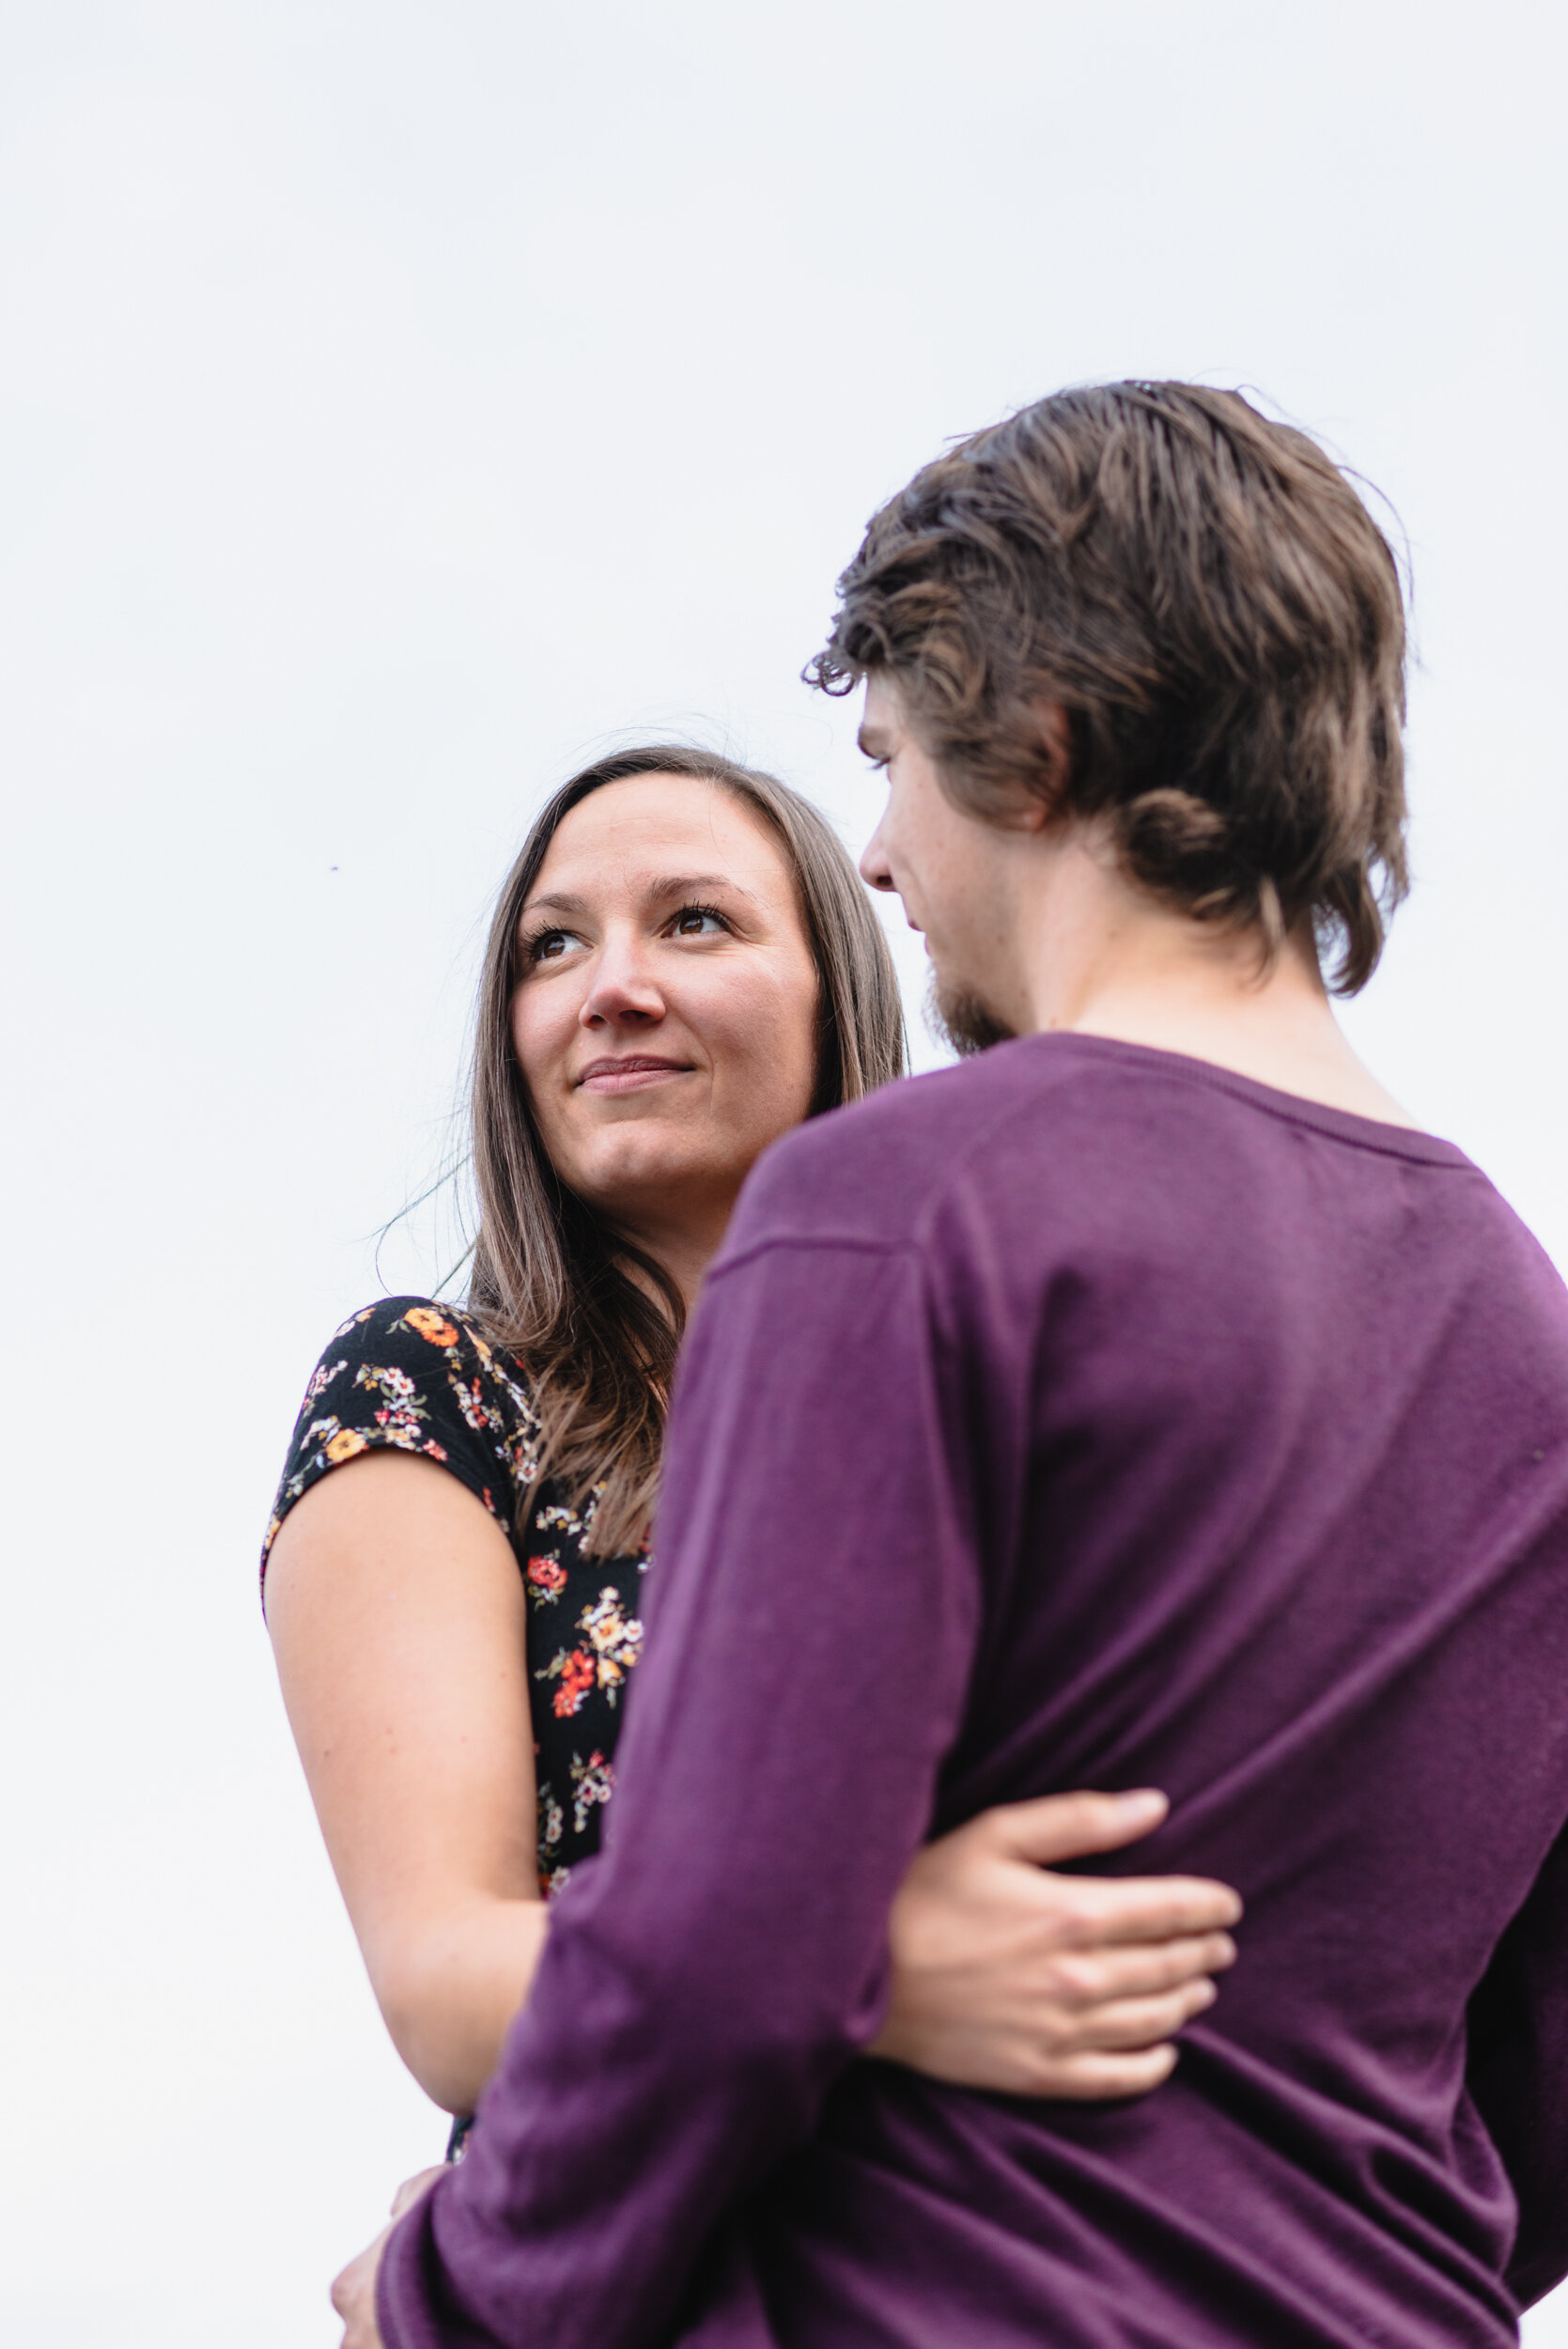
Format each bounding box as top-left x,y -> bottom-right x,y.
527,1554 -> 568,1599
552,1650 -> 595,1718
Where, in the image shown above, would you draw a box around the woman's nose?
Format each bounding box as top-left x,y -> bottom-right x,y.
579,935 -> 665,1029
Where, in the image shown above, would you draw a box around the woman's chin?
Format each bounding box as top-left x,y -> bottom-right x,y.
573,1143 -> 730,1224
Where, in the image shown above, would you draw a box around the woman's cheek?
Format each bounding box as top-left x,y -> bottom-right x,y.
729,966 -> 815,1063
756,977 -> 822,1120
508,1000 -> 543,1091
732,1022 -> 817,1141
512,992 -> 576,1098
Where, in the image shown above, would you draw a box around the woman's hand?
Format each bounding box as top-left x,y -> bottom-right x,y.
331,2168 -> 444,2348
872,1788 -> 1240,2097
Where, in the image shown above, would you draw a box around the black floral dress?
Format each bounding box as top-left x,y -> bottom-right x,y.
263,1297 -> 648,1901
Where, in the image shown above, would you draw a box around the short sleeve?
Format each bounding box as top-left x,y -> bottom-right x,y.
260,1297 -> 542,1598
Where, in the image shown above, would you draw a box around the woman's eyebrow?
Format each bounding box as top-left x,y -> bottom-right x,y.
521,874 -> 760,923
520,890 -> 590,919
646,873 -> 757,903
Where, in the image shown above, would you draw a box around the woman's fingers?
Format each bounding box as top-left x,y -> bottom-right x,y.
984,1788 -> 1172,1867
331,2235 -> 389,2348
1048,1874 -> 1243,1946
1013,1982 -> 1223,2099
1045,1930 -> 1236,2009
1060,1977 -> 1219,2051
389,2166 -> 447,2220
975,1794 -> 1244,1943
1036,2043 -> 1181,2100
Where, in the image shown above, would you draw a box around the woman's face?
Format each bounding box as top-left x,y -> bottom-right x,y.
510,774 -> 821,1247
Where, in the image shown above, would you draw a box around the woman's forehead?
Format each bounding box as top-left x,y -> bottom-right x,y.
529,774 -> 793,901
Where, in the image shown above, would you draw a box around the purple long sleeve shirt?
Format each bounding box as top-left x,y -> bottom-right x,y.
380,1034 -> 1568,2347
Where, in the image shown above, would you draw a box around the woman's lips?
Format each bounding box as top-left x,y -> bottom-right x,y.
576,1056 -> 693,1095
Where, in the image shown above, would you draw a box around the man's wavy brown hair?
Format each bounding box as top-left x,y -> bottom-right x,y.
808,382 -> 1408,993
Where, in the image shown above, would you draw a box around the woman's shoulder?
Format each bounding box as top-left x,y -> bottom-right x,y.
263,1298 -> 543,1582
322,1292 -> 485,1354
299,1295 -> 543,1436
312,1295 -> 530,1391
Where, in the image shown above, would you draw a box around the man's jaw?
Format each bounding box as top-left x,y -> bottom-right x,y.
925,971 -> 1017,1059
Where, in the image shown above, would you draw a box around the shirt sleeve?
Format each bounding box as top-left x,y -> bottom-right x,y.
376,1235 -> 983,2349
1467,1817 -> 1568,2308
260,1297 -> 536,1604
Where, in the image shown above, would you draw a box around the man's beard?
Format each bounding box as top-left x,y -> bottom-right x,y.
925,972 -> 1017,1059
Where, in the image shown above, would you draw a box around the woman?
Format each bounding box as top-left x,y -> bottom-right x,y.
263,745 -> 1239,2142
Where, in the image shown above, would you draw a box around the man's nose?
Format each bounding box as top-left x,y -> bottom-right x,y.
859,824 -> 896,893
580,933 -> 665,1029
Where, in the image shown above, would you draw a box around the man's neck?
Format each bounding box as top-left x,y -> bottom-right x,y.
1012,830 -> 1419,1131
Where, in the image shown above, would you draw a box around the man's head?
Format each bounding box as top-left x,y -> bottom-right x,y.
810,382 -> 1408,1042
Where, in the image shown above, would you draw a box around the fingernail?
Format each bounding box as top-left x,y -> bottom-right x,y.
1113,1787 -> 1167,1813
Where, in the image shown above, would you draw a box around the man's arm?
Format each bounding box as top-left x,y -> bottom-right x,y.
378,1236 -> 982,2349
1467,1816 -> 1568,2309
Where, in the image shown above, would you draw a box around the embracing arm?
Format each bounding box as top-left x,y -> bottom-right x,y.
267,1450 -> 1237,2131
876,1786 -> 1236,2095
266,1451 -> 547,2115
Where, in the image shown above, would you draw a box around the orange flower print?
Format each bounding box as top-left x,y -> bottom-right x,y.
526,1554 -> 568,1602
404,1306 -> 460,1347
550,1649 -> 596,1718
325,1428 -> 368,1464
579,1589 -> 643,1701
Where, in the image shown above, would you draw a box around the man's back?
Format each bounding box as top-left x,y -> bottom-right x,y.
704,1033 -> 1568,2345
380,1034 -> 1568,2349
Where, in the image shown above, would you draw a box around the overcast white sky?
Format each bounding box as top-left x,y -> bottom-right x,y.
3,4 -> 1565,2341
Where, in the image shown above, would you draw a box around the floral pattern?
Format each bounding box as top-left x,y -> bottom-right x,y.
264,1296 -> 648,1898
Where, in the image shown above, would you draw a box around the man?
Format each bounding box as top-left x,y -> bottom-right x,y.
341,383 -> 1568,2344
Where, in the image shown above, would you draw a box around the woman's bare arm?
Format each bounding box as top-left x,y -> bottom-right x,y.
265,1450 -> 547,2114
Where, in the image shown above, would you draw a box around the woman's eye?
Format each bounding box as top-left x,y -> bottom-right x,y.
528,928 -> 577,963
670,907 -> 726,938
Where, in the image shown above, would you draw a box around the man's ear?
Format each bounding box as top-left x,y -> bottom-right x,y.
1011,703 -> 1074,833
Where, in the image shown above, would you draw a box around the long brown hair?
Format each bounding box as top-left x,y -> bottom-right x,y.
467,744 -> 907,1555
809,382 -> 1408,994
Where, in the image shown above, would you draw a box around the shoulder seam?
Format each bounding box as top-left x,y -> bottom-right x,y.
751,1071 -> 1053,1258
709,1233 -> 914,1281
